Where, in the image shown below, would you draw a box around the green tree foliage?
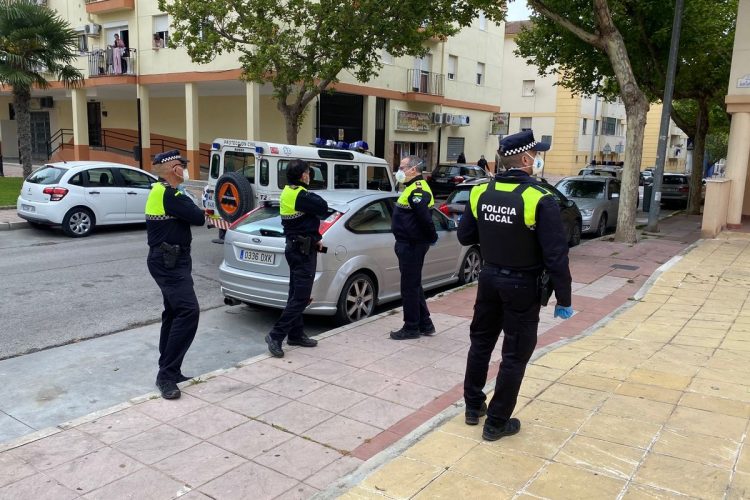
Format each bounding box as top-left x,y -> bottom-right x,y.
160,0 -> 505,144
0,0 -> 83,177
515,0 -> 736,218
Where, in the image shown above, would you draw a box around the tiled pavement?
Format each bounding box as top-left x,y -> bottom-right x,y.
0,214 -> 718,499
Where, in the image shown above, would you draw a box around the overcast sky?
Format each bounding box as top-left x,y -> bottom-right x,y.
506,1 -> 531,21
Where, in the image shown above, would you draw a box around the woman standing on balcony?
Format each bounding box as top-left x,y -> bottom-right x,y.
111,34 -> 124,74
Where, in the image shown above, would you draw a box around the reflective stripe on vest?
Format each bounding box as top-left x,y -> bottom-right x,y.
280,184 -> 306,219
145,182 -> 177,220
396,180 -> 434,209
470,181 -> 548,228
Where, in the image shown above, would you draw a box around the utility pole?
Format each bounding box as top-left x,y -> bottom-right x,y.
646,0 -> 684,232
589,95 -> 599,164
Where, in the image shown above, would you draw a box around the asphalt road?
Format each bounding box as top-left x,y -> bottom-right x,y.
0,223 -> 336,360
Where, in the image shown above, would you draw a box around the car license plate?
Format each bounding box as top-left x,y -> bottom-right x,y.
204,199 -> 215,210
240,249 -> 275,265
21,204 -> 35,212
436,178 -> 449,183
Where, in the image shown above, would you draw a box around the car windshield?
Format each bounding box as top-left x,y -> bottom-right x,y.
447,189 -> 472,204
663,176 -> 687,185
234,205 -> 283,236
434,165 -> 459,176
26,166 -> 66,185
556,180 -> 605,199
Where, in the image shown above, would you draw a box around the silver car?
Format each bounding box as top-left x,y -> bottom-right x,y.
219,190 -> 482,324
555,176 -> 620,237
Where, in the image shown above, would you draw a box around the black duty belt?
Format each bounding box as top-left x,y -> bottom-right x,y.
482,263 -> 539,278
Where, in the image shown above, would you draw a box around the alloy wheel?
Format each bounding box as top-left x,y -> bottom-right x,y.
69,211 -> 91,235
345,278 -> 374,322
463,250 -> 481,283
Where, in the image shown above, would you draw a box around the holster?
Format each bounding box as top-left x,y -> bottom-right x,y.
293,235 -> 313,255
537,270 -> 553,307
159,242 -> 180,269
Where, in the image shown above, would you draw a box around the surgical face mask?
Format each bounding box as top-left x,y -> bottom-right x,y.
176,164 -> 189,181
395,170 -> 407,183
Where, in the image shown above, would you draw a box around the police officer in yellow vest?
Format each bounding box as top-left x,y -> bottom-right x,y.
266,159 -> 329,358
458,131 -> 573,441
145,150 -> 205,400
390,155 -> 439,340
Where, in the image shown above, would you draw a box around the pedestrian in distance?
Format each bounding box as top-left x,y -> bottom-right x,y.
457,130 -> 573,441
145,150 -> 205,400
265,159 -> 329,358
457,151 -> 467,164
477,155 -> 488,170
390,155 -> 438,340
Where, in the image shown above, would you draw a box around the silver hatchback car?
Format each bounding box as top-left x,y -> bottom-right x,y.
219,190 -> 482,324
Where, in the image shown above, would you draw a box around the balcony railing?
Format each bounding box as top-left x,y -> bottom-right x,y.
87,48 -> 137,77
406,69 -> 444,97
85,0 -> 135,14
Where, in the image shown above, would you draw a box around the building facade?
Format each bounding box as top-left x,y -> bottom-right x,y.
0,1 -> 505,178
501,21 -> 688,178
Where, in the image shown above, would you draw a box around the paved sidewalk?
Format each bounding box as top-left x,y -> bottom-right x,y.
338,230 -> 750,500
0,215 -> 705,499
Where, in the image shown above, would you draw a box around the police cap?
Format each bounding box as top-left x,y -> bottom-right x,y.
152,149 -> 189,166
498,130 -> 550,157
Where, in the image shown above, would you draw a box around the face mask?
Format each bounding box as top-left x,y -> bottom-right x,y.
182,166 -> 190,181
527,153 -> 544,176
395,170 -> 406,183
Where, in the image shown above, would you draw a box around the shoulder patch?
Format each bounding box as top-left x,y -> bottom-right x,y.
412,196 -> 422,204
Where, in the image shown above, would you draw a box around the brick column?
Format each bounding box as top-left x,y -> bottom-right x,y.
726,112 -> 750,226
71,88 -> 89,160
138,84 -> 151,170
185,82 -> 200,178
246,82 -> 260,140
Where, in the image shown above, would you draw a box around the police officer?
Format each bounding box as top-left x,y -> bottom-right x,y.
390,155 -> 438,340
266,160 -> 329,357
146,150 -> 206,400
458,130 -> 574,440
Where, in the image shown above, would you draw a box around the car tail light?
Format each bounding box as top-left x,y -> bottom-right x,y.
438,203 -> 451,216
678,186 -> 689,193
42,187 -> 68,201
205,209 -> 215,215
319,211 -> 343,235
423,172 -> 432,181
229,205 -> 265,230
451,176 -> 465,184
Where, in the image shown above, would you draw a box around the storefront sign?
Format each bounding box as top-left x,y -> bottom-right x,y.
395,110 -> 431,132
738,74 -> 750,89
490,112 -> 510,136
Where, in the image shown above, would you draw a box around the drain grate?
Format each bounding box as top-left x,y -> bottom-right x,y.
611,264 -> 639,271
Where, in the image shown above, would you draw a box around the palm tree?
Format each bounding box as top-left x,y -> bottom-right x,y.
0,0 -> 83,177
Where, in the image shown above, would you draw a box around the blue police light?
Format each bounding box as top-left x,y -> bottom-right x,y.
325,139 -> 337,147
349,140 -> 369,151
313,138 -> 327,147
336,141 -> 349,150
211,142 -> 220,150
255,146 -> 264,154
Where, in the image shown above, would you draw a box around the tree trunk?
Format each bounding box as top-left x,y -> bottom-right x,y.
277,100 -> 301,145
13,87 -> 33,178
687,98 -> 709,215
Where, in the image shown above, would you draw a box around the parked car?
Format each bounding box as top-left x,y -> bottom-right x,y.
639,170 -> 654,186
660,173 -> 693,207
437,178 -> 584,247
219,190 -> 482,325
16,161 -> 169,237
555,176 -> 620,237
577,167 -> 621,179
425,164 -> 491,197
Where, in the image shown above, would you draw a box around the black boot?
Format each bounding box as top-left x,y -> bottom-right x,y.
482,418 -> 521,441
390,327 -> 420,340
465,402 -> 488,425
287,335 -> 318,347
420,323 -> 437,336
265,335 -> 285,358
156,379 -> 181,400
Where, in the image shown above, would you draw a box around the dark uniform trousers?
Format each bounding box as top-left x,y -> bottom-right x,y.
269,238 -> 317,341
395,241 -> 431,331
464,265 -> 541,425
147,247 -> 200,382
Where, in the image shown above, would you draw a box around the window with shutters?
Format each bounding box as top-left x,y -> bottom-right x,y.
447,137 -> 465,161
447,55 -> 457,80
520,117 -> 532,131
476,62 -> 485,85
522,80 -> 535,96
582,118 -> 588,135
541,135 -> 552,148
153,15 -> 169,46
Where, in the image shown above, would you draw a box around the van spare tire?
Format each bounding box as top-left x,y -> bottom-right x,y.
214,171 -> 254,222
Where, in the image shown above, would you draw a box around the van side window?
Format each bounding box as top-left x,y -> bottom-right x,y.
210,153 -> 220,179
334,164 -> 359,189
259,159 -> 269,186
367,165 -> 391,191
277,160 -> 328,190
224,151 -> 255,183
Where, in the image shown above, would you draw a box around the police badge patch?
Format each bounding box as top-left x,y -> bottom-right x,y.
412,196 -> 422,204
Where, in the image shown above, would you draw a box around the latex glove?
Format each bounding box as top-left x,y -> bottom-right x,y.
554,305 -> 574,319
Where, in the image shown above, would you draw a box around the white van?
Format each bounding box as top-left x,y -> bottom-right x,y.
204,138 -> 396,229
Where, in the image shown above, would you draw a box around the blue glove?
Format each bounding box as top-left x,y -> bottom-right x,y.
554,305 -> 574,319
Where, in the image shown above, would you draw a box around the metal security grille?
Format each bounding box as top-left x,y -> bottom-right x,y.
446,137 -> 465,161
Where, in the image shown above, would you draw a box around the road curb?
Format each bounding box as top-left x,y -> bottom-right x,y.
0,220 -> 29,231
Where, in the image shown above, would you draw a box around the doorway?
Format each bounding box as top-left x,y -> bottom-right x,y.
30,112 -> 51,160
375,97 -> 386,159
316,92 -> 364,144
87,101 -> 102,147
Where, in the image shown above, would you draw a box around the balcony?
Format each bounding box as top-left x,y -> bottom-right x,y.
406,69 -> 444,97
87,49 -> 137,78
85,0 -> 134,14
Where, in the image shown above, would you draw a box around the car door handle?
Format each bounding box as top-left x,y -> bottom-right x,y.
88,191 -> 100,194
127,191 -> 138,195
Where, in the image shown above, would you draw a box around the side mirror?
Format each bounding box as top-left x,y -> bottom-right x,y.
447,219 -> 458,230
565,199 -> 575,208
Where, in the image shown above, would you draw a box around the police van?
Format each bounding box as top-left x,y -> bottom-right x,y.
204,138 -> 396,229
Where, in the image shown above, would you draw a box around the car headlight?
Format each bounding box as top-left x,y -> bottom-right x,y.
580,208 -> 594,217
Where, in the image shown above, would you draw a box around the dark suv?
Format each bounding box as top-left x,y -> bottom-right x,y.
426,164 -> 491,196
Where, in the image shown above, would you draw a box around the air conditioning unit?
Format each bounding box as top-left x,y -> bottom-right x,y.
85,23 -> 101,36
451,114 -> 463,126
458,115 -> 470,126
39,96 -> 54,108
35,0 -> 47,5
431,112 -> 444,125
442,113 -> 453,125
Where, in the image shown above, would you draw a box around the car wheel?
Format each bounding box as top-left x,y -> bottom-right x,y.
62,207 -> 95,237
568,221 -> 582,247
214,171 -> 254,222
595,213 -> 607,237
335,272 -> 376,325
457,246 -> 482,285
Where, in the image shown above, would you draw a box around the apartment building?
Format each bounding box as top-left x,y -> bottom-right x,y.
502,21 -> 688,178
0,1 -> 504,178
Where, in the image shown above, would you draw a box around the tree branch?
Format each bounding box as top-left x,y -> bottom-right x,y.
526,0 -> 605,49
670,107 -> 694,137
